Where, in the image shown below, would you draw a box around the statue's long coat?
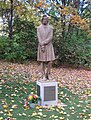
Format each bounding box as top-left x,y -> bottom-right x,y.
37,24 -> 55,62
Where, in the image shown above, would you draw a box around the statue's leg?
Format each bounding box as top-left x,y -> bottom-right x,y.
46,61 -> 52,79
40,62 -> 45,79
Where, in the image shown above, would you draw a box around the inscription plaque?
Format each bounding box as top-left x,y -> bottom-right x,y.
44,86 -> 55,101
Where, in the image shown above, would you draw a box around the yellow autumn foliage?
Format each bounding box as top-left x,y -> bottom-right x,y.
61,7 -> 69,15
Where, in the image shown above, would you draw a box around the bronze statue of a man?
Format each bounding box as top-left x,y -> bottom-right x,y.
37,15 -> 55,80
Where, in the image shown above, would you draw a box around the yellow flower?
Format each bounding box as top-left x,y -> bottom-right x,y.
28,95 -> 33,100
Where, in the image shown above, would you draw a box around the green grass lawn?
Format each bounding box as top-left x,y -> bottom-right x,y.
0,81 -> 91,120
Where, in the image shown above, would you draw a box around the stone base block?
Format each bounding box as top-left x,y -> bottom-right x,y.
36,80 -> 58,106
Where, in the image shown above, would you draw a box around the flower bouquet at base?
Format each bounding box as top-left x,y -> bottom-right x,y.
28,94 -> 41,108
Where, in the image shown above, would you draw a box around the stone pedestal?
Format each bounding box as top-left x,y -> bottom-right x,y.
36,80 -> 58,106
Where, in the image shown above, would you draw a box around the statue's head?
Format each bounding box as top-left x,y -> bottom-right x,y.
41,15 -> 49,25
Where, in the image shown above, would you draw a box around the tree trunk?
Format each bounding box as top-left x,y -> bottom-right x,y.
67,0 -> 70,6
9,0 -> 13,40
62,0 -> 66,6
73,0 -> 80,8
61,0 -> 66,39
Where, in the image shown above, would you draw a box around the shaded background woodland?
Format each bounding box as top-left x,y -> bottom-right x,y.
0,0 -> 91,68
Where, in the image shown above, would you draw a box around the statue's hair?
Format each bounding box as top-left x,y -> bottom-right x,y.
41,15 -> 48,22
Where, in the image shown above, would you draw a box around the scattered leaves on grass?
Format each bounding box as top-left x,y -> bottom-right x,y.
0,61 -> 91,119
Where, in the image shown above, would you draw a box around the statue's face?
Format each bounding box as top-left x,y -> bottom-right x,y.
42,16 -> 48,25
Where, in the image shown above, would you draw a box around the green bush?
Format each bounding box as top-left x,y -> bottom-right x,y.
53,29 -> 91,68
13,18 -> 37,61
0,36 -> 11,59
0,18 -> 37,62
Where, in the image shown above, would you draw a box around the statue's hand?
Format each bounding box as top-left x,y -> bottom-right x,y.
41,45 -> 45,52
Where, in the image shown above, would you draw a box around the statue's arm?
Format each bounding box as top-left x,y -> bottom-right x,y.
43,28 -> 53,45
37,28 -> 44,46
